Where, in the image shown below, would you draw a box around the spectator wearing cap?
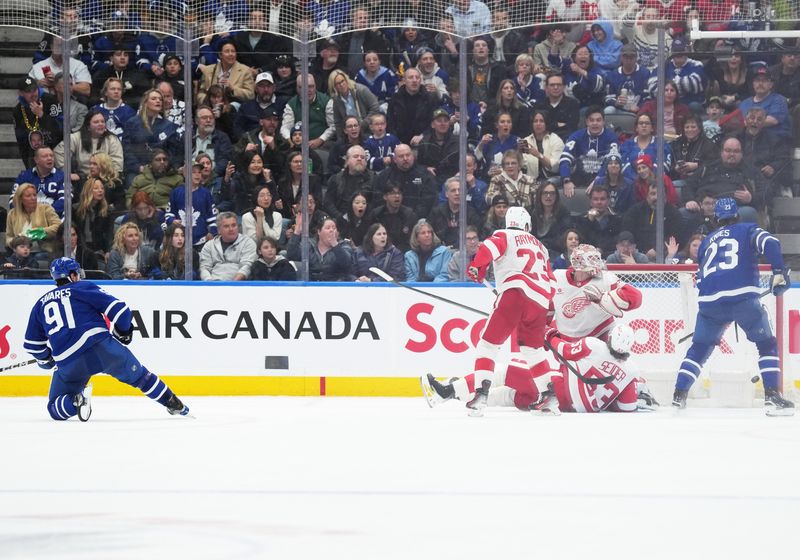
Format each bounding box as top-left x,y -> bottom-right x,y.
632,155 -> 678,205
604,42 -> 652,118
233,6 -> 292,75
393,19 -> 429,73
12,76 -> 61,168
197,40 -> 255,106
532,23 -> 576,75
161,54 -> 186,102
604,230 -> 650,264
737,106 -> 793,198
649,36 -> 707,115
466,36 -> 507,105
234,71 -> 287,139
323,145 -> 375,222
311,39 -> 346,96
366,182 -> 418,252
417,48 -> 449,98
416,109 -> 461,182
281,74 -> 335,150
29,38 -> 92,99
374,144 -> 438,219
482,193 -> 509,238
586,20 -> 622,76
328,69 -> 381,138
429,177 -> 482,249
622,182 -> 683,259
234,104 -> 290,182
446,0 -> 491,37
90,46 -> 149,108
272,54 -> 297,99
738,64 -> 792,141
285,122 -> 325,176
387,67 -> 440,145
192,106 -> 234,178
165,160 -> 219,246
621,5 -> 665,70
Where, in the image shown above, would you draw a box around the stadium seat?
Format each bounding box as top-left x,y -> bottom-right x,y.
771,197 -> 800,233
562,190 -> 591,217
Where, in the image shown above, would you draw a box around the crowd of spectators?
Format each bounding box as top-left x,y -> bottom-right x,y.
4,0 -> 800,280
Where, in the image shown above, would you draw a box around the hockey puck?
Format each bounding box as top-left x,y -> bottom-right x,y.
751,375 -> 761,384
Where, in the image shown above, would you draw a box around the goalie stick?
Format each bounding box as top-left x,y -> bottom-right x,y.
0,359 -> 37,373
480,280 -> 614,386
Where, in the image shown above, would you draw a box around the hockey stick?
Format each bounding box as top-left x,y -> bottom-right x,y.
0,359 -> 37,373
369,267 -> 489,317
677,287 -> 774,345
479,281 -> 614,386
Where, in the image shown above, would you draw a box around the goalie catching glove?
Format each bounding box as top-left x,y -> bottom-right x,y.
583,285 -> 630,318
771,268 -> 790,297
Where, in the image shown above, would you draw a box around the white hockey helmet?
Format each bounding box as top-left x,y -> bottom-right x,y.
505,206 -> 531,232
570,244 -> 604,276
608,323 -> 635,355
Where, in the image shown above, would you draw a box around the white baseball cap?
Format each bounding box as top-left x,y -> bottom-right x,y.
256,71 -> 274,84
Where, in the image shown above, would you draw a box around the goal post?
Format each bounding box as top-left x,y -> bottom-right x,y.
607,264 -> 785,407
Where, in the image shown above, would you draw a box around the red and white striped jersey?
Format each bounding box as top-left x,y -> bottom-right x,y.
472,229 -> 556,309
551,268 -> 641,340
549,336 -> 638,413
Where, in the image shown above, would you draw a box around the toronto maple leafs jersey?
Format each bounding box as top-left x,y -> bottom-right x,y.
24,282 -> 132,365
696,222 -> 784,306
559,127 -> 619,184
165,185 -> 218,244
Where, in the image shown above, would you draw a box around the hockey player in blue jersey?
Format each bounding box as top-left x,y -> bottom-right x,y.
24,257 -> 190,421
672,198 -> 793,416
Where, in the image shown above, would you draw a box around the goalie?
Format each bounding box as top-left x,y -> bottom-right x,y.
421,323 -> 658,414
551,244 -> 642,341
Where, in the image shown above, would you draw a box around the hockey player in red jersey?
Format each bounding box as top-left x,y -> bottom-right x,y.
421,323 -> 658,414
552,244 -> 642,341
463,206 -> 557,415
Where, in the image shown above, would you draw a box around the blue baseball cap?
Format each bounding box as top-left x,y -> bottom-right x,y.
714,197 -> 738,220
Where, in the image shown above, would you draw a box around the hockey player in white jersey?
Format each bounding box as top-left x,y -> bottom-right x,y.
422,323 -> 658,413
463,206 -> 556,415
551,244 -> 642,341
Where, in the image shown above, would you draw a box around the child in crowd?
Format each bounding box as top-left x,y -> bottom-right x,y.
3,236 -> 41,277
703,96 -> 723,143
364,113 -> 401,172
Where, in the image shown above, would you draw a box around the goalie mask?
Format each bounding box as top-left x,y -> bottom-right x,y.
570,244 -> 604,276
608,323 -> 635,355
505,206 -> 531,232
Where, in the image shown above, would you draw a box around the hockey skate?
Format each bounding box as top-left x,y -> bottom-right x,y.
529,383 -> 561,416
73,383 -> 92,422
466,379 -> 491,417
166,395 -> 193,418
764,389 -> 795,417
420,374 -> 454,408
671,389 -> 688,410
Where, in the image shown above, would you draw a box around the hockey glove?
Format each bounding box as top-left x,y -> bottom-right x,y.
466,265 -> 485,283
37,356 -> 55,370
113,327 -> 133,345
771,269 -> 790,297
544,326 -> 561,345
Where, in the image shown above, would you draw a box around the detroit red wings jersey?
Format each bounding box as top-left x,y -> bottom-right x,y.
549,336 -> 638,413
551,268 -> 639,340
479,229 -> 555,309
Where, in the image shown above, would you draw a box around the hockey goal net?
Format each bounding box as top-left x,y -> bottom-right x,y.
607,264 -> 786,407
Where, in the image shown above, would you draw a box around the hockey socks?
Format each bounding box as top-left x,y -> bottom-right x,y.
48,394 -> 78,421
756,339 -> 780,390
676,342 -> 714,392
134,371 -> 176,407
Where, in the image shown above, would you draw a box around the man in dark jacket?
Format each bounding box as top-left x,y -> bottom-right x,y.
374,144 -> 438,220
428,177 -> 481,248
737,106 -> 792,198
576,186 -> 623,257
622,183 -> 683,259
416,108 -> 461,184
323,145 -> 375,221
234,105 -> 290,182
234,71 -> 287,139
366,183 -> 418,252
386,67 -> 440,145
13,77 -> 61,168
192,106 -> 234,178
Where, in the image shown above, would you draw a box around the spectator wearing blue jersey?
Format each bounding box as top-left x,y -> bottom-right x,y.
24,257 -> 190,421
12,146 -> 65,217
135,17 -> 179,77
107,222 -> 162,280
123,89 -> 182,178
355,51 -> 399,114
560,106 -> 619,198
604,43 -> 650,118
363,113 -> 400,173
476,111 -> 520,176
511,54 -> 544,109
561,45 -> 606,112
653,37 -> 708,115
165,161 -> 219,247
672,198 -> 794,416
90,47 -> 149,109
91,77 -> 136,143
739,65 -> 793,141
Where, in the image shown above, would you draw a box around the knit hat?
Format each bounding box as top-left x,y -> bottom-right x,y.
635,155 -> 654,169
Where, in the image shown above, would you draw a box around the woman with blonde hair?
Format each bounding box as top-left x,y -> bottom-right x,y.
107,222 -> 161,280
5,182 -> 61,257
512,53 -> 542,108
404,219 -> 452,283
122,88 -> 181,177
84,151 -> 123,209
328,68 -> 381,137
73,155 -> 115,259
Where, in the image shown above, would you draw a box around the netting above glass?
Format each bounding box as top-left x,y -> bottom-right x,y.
2,0 -> 799,43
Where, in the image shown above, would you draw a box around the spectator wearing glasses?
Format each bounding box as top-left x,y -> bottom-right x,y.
532,73 -> 580,141
328,69 -> 381,138
530,179 -> 573,255
485,149 -> 537,209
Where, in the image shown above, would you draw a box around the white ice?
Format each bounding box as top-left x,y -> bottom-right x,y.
1,396 -> 799,560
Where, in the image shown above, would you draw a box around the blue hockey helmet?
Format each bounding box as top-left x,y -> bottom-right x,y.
50,257 -> 81,280
714,197 -> 738,220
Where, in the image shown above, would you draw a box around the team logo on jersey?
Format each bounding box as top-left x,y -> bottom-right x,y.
562,296 -> 592,319
0,325 -> 11,359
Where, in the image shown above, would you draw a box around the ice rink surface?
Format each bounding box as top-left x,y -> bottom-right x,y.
2,395 -> 799,560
